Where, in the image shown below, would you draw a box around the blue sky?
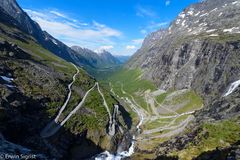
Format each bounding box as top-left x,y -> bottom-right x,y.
17,0 -> 199,55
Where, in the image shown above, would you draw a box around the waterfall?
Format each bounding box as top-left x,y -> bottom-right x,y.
223,79 -> 240,97
95,136 -> 135,160
94,136 -> 136,160
94,110 -> 144,160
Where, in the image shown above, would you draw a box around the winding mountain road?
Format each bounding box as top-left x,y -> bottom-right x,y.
143,115 -> 193,135
41,83 -> 97,138
145,115 -> 194,140
144,91 -> 159,116
41,80 -> 117,138
110,82 -> 200,144
97,82 -> 115,135
41,63 -> 79,138
54,63 -> 79,123
118,83 -> 146,132
60,83 -> 97,125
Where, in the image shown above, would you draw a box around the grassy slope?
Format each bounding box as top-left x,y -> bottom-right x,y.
108,68 -> 156,111
171,116 -> 240,160
84,64 -> 122,80
65,87 -> 116,131
158,90 -> 203,114
0,22 -> 117,136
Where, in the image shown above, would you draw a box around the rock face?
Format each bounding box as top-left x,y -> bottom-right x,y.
0,0 -> 42,38
97,50 -> 121,66
126,0 -> 240,158
127,0 -> 240,106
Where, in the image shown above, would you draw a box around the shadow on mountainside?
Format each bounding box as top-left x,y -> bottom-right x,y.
112,95 -> 132,129
193,141 -> 240,160
0,41 -> 104,159
154,141 -> 240,160
0,83 -> 104,159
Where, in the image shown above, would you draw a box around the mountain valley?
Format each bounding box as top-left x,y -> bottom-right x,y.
0,0 -> 240,160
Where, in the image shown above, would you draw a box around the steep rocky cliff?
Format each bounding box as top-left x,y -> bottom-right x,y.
126,0 -> 240,159
127,0 -> 240,114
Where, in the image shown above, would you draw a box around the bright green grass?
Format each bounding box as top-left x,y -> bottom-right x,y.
156,90 -> 174,104
174,114 -> 190,124
100,81 -> 140,125
174,117 -> 240,160
108,68 -> 156,112
60,77 -> 115,129
143,118 -> 174,130
65,87 -> 110,132
108,69 -> 156,93
163,90 -> 203,114
143,114 -> 190,130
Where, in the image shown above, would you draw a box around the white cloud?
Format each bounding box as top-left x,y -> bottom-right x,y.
24,9 -> 48,19
165,0 -> 171,6
132,39 -> 144,45
136,5 -> 156,17
24,9 -> 122,50
50,11 -> 68,19
140,29 -> 147,34
98,45 -> 114,50
92,21 -> 121,37
126,45 -> 136,50
94,45 -> 114,53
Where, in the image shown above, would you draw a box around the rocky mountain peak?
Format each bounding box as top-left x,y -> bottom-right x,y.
71,46 -> 92,53
126,0 -> 240,94
97,50 -> 111,56
0,0 -> 22,17
134,0 -> 240,54
142,29 -> 167,48
169,0 -> 240,36
0,0 -> 42,37
71,46 -> 120,69
94,48 -> 108,55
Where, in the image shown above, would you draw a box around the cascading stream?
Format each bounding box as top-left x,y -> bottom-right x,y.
95,115 -> 144,160
95,84 -> 144,160
223,79 -> 240,97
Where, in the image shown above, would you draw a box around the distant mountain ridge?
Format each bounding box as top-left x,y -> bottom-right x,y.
0,0 -> 123,73
71,46 -> 121,68
114,55 -> 130,63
